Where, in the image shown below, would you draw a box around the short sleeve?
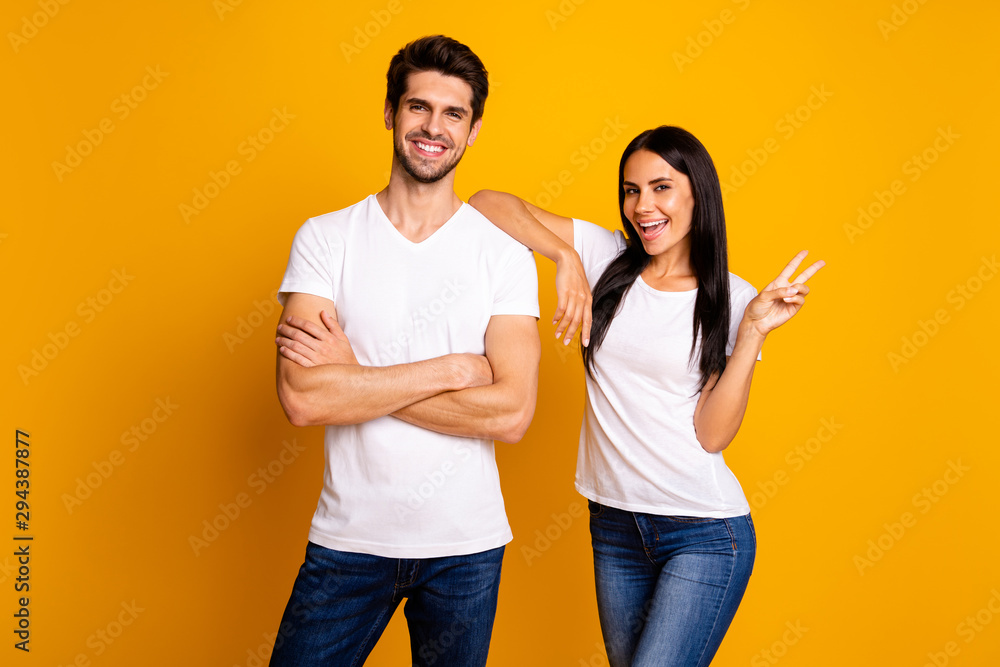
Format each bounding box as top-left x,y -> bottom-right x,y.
727,277 -> 761,360
277,218 -> 338,306
492,243 -> 540,318
573,219 -> 626,290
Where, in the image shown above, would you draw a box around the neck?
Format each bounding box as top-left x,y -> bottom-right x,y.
645,238 -> 694,280
376,160 -> 463,238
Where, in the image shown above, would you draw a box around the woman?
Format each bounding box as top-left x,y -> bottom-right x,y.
468,126 -> 823,666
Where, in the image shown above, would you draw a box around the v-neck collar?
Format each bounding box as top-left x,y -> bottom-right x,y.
369,194 -> 465,249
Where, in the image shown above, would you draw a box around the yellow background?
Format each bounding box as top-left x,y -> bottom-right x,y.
4,0 -> 999,664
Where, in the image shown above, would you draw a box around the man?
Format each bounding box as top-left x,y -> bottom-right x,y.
267,35 -> 541,666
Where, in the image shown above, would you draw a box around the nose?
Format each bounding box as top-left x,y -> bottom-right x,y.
634,188 -> 654,214
421,111 -> 445,140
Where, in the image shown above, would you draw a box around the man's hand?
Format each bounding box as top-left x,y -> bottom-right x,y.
276,309 -> 359,367
457,354 -> 494,389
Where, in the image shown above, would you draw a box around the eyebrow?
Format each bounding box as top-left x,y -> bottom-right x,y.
622,177 -> 674,187
405,97 -> 469,116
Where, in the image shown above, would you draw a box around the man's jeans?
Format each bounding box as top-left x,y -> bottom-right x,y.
268,541 -> 505,667
589,501 -> 756,667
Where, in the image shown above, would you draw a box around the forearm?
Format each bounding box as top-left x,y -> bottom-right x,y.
393,315 -> 541,443
469,190 -> 574,265
694,320 -> 766,452
392,381 -> 536,443
278,357 -> 462,427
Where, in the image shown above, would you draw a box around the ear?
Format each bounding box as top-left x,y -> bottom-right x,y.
384,99 -> 394,130
466,118 -> 483,147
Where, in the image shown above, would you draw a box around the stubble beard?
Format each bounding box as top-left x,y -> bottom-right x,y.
393,130 -> 466,184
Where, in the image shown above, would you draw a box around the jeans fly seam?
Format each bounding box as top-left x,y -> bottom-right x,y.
395,559 -> 419,595
632,512 -> 659,566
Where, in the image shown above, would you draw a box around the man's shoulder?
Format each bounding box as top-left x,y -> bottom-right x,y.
305,195 -> 374,231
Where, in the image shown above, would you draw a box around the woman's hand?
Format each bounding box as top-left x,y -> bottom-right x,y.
553,248 -> 593,346
276,309 -> 359,367
744,250 -> 825,336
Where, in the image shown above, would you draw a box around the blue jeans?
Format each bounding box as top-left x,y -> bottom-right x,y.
268,541 -> 505,667
588,501 -> 756,667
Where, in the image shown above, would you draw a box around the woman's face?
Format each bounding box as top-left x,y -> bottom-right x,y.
622,149 -> 695,259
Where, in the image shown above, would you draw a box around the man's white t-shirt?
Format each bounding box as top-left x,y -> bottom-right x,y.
277,195 -> 539,558
573,218 -> 757,518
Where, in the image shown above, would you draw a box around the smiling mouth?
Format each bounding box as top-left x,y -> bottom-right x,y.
637,219 -> 667,240
414,140 -> 445,155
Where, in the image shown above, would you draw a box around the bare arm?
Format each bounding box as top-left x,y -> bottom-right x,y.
692,325 -> 763,453
694,251 -> 825,452
392,314 -> 541,443
468,190 -> 576,259
275,293 -> 490,427
469,190 -> 592,346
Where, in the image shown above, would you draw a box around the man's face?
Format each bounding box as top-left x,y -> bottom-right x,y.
385,70 -> 482,184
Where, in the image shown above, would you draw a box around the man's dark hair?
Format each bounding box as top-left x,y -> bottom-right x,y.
386,35 -> 489,124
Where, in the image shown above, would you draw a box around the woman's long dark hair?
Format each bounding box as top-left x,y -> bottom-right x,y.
582,126 -> 730,392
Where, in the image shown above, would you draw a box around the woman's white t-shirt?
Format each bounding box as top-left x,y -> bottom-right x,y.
573,219 -> 757,518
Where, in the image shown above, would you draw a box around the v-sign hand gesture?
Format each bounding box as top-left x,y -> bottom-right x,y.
744,250 -> 825,336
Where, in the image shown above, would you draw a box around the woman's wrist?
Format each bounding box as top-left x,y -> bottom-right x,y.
737,316 -> 767,349
553,244 -> 579,267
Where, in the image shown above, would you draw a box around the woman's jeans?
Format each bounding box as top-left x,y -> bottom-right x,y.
268,541 -> 505,667
589,500 -> 756,667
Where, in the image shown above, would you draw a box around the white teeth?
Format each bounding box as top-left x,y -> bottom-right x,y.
416,141 -> 443,153
640,220 -> 666,228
